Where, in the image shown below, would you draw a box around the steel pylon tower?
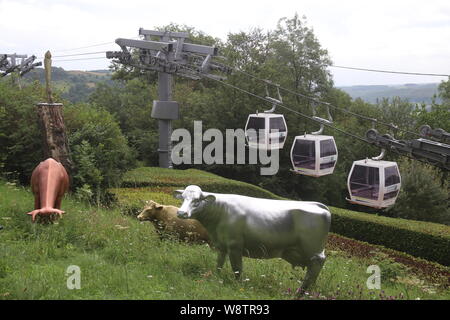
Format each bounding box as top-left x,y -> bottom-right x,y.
107,28 -> 230,168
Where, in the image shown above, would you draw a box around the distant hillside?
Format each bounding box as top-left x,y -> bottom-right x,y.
22,67 -> 113,103
21,67 -> 441,106
339,83 -> 441,105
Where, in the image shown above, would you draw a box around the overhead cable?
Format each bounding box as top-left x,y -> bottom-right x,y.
330,65 -> 450,77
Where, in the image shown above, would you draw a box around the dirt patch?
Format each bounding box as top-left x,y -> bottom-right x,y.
327,233 -> 450,288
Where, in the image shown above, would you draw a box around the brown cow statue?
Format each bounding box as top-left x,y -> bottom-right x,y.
137,200 -> 210,244
26,158 -> 69,223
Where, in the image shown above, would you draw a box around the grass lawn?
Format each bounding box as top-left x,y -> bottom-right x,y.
1,177 -> 448,300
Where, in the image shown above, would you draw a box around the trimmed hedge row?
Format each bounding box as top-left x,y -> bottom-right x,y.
115,167 -> 450,266
330,207 -> 450,266
109,187 -> 182,214
121,167 -> 284,200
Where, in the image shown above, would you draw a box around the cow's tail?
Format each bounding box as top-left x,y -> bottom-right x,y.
322,206 -> 331,233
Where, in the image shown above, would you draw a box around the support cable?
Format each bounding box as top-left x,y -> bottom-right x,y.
220,62 -> 422,138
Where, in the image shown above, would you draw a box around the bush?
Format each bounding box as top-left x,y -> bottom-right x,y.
0,80 -> 46,183
89,79 -> 159,166
121,167 -> 283,199
0,80 -> 136,202
330,207 -> 450,266
64,103 -> 137,202
385,159 -> 449,225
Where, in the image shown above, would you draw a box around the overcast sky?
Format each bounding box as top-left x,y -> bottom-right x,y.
1,0 -> 449,86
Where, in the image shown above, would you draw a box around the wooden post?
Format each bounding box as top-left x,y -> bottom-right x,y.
36,51 -> 73,175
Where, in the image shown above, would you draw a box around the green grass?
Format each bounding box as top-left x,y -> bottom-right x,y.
1,180 -> 449,300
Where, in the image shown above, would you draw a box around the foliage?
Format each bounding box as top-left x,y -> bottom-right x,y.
269,14 -> 333,95
0,79 -> 135,202
23,67 -> 113,103
414,103 -> 450,133
0,79 -> 47,183
64,103 -> 137,200
438,76 -> 450,103
120,167 -> 283,200
89,79 -> 158,166
386,159 -> 449,225
70,140 -> 103,203
376,97 -> 416,139
331,206 -> 450,266
413,77 -> 449,134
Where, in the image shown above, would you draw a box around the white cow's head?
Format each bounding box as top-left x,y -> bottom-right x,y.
173,185 -> 216,219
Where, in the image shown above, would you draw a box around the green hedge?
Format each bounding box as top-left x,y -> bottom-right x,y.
121,167 -> 284,200
330,207 -> 450,266
109,187 -> 183,215
115,167 -> 450,266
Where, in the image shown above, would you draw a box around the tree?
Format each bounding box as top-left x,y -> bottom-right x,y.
89,79 -> 158,166
0,78 -> 136,203
438,76 -> 450,103
64,103 -> 137,197
377,97 -> 416,140
0,79 -> 47,183
386,159 -> 449,225
414,77 -> 450,132
269,14 -> 333,98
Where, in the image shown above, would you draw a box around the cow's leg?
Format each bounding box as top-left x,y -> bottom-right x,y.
216,250 -> 227,271
282,247 -> 307,269
34,193 -> 41,210
54,195 -> 62,209
300,251 -> 326,291
228,245 -> 243,279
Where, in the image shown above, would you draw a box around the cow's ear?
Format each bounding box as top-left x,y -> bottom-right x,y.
173,190 -> 184,199
202,194 -> 216,203
155,205 -> 164,210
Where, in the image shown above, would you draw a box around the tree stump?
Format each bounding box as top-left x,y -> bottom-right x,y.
36,102 -> 73,176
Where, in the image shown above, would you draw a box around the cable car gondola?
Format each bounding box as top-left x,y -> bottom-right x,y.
244,84 -> 287,150
245,113 -> 287,150
290,134 -> 338,177
346,149 -> 401,209
290,105 -> 338,177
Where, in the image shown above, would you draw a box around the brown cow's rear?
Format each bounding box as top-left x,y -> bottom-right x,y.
26,158 -> 69,222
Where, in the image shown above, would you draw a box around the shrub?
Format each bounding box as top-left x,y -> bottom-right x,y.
0,80 -> 136,202
385,159 -> 449,225
121,167 -> 283,199
0,80 -> 46,183
64,103 -> 137,201
330,207 -> 450,266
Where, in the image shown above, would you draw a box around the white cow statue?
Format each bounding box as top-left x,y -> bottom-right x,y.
174,185 -> 331,290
